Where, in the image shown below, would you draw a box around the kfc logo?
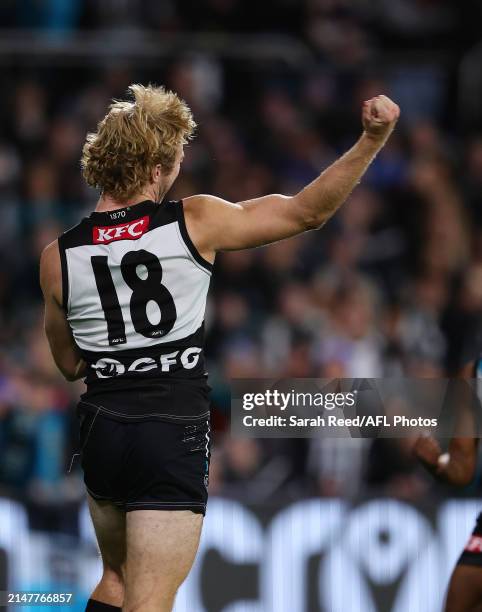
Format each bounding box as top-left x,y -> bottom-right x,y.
93,216 -> 150,244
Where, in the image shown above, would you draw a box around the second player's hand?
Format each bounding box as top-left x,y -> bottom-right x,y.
413,434 -> 446,474
362,95 -> 400,143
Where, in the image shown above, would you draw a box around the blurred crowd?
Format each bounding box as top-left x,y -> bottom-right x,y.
0,0 -> 482,520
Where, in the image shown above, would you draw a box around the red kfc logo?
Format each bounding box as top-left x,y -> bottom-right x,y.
93,216 -> 150,244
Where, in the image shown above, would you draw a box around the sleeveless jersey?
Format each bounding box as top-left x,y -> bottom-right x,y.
58,200 -> 212,421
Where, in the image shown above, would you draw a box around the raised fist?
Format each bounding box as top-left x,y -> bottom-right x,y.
362,95 -> 400,141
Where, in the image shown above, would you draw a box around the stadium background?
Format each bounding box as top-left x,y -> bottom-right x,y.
1,1 -> 482,610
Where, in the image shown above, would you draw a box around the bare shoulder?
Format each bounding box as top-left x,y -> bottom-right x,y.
183,194 -> 240,220
182,194 -> 241,259
40,239 -> 60,275
39,239 -> 61,299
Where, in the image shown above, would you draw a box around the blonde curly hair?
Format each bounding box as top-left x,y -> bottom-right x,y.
81,84 -> 196,202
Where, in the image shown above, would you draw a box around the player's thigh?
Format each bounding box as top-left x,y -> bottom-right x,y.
445,564 -> 482,612
125,510 -> 203,601
87,493 -> 126,572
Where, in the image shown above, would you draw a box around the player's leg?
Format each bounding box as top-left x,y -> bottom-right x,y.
445,564 -> 482,612
123,510 -> 203,612
86,494 -> 127,609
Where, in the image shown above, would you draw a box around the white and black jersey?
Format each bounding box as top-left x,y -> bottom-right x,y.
58,200 -> 212,421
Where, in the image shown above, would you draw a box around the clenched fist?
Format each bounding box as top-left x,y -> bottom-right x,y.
413,433 -> 444,471
362,95 -> 400,142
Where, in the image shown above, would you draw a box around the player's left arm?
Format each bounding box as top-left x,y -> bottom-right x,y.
40,241 -> 86,382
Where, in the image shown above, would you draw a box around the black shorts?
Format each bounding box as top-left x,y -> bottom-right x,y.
77,408 -> 211,515
458,513 -> 482,567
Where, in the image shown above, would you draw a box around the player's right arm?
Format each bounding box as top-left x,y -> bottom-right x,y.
40,241 -> 87,382
413,361 -> 479,487
184,95 -> 399,260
